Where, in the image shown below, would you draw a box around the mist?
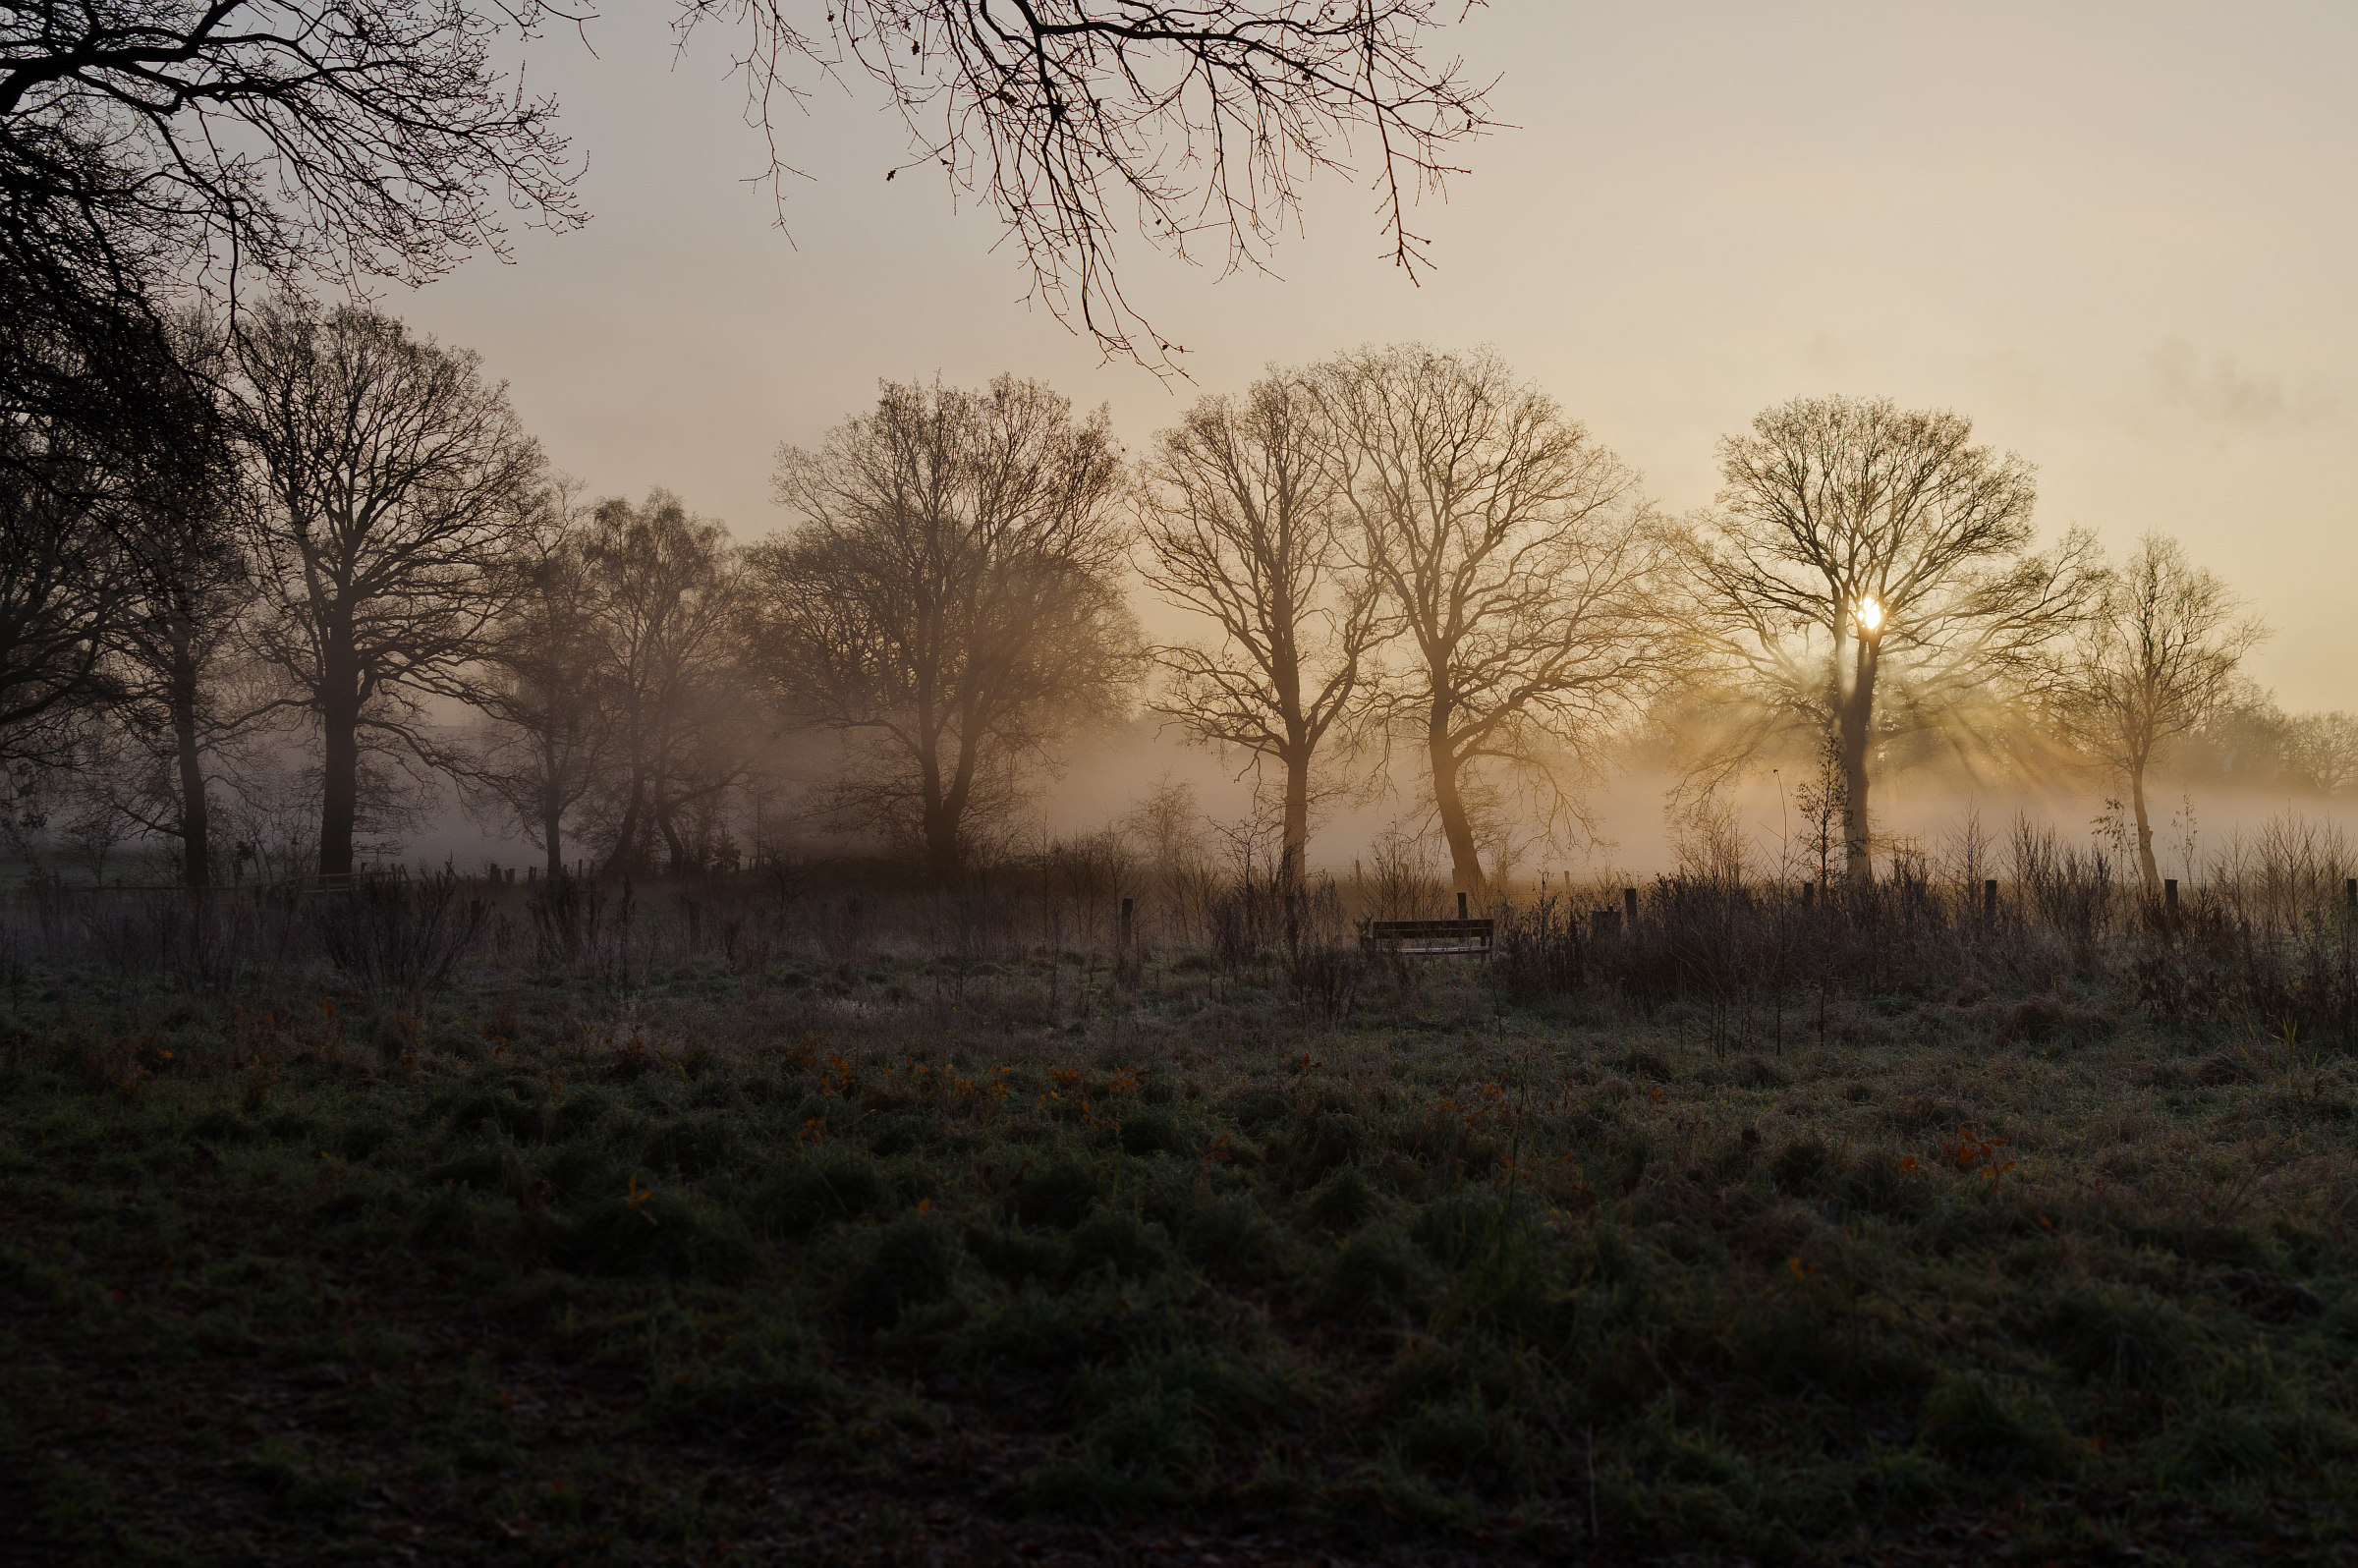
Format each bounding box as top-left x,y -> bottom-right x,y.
15,6 -> 2358,1559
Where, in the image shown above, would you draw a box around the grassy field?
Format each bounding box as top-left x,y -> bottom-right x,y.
4,874 -> 2358,1564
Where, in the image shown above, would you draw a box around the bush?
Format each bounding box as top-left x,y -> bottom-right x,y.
1172,1192 -> 1282,1281
1770,1136 -> 1835,1196
1065,1204 -> 1171,1280
1009,1151 -> 1108,1230
1304,1166 -> 1381,1233
639,1112 -> 738,1175
1320,1225 -> 1431,1321
1117,1104 -> 1188,1156
964,1219 -> 1069,1285
750,1146 -> 892,1236
2037,1284 -> 2201,1391
547,1189 -> 757,1283
839,1213 -> 960,1330
1918,1372 -> 2077,1478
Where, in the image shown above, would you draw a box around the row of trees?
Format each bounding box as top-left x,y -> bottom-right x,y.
1,312 -> 2335,897
16,2 -> 2295,903
1135,366 -> 2315,901
0,0 -> 1499,884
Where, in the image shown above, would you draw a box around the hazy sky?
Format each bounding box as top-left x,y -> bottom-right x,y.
403,1 -> 2356,709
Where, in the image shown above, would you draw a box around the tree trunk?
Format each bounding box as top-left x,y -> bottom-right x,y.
916,732 -> 960,888
318,646 -> 362,879
655,789 -> 693,875
1280,744 -> 1310,899
601,774 -> 646,880
1838,640 -> 1880,884
1429,704 -> 1483,896
922,723 -> 982,891
922,798 -> 962,887
169,640 -> 209,889
539,764 -> 565,880
2130,762 -> 2161,896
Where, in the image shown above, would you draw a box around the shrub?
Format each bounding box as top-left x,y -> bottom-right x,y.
839,1213 -> 960,1330
964,1220 -> 1069,1285
1171,1192 -> 1282,1281
1320,1224 -> 1431,1321
1304,1166 -> 1381,1233
1918,1372 -> 2076,1478
1770,1136 -> 1835,1196
2037,1285 -> 2200,1391
1117,1104 -> 1188,1156
1065,1204 -> 1171,1280
750,1146 -> 892,1236
547,1189 -> 757,1283
1215,1085 -> 1291,1132
1411,1191 -> 1515,1267
639,1112 -> 738,1176
1009,1151 -> 1108,1230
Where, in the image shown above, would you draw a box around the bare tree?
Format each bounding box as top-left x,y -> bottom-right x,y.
89,311 -> 260,887
749,376 -> 1138,885
0,299 -> 236,766
575,491 -> 749,878
2060,533 -> 2265,895
7,2 -> 1488,379
1136,373 -> 1379,893
1315,344 -> 1665,896
691,1 -> 1494,366
457,489 -> 608,878
2287,711 -> 2358,798
0,0 -> 580,301
0,439 -> 122,762
235,302 -> 543,878
1679,396 -> 2098,882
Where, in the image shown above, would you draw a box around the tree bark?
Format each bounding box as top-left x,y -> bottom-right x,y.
1838,638 -> 1881,884
917,730 -> 960,888
1280,744 -> 1310,899
2130,761 -> 2161,896
923,813 -> 961,887
601,775 -> 646,880
169,637 -> 209,889
1429,700 -> 1483,895
318,696 -> 360,879
539,751 -> 566,880
318,634 -> 362,879
655,789 -> 693,875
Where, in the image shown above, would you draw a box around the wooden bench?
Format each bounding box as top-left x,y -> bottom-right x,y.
1361,918 -> 1495,960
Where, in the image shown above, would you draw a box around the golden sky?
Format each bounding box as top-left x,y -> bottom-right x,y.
404,2 -> 2356,710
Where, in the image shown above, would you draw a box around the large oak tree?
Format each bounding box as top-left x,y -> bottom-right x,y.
749,376 -> 1136,884
1136,372 -> 1381,893
1316,345 -> 1667,896
235,302 -> 543,877
2060,533 -> 2265,895
1679,396 -> 2098,882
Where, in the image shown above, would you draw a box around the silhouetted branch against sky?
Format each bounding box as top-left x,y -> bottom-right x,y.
0,0 -> 585,300
679,1 -> 1497,371
5,2 -> 1493,364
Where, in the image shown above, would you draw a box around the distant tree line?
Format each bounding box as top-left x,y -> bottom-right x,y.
49,1 -> 2330,902
0,0 -> 1497,886
0,0 -> 2319,901
4,295 -> 2346,898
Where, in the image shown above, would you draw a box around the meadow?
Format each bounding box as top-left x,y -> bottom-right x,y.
5,827 -> 2358,1565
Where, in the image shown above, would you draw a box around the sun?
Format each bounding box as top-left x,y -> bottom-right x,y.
1855,595 -> 1885,636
